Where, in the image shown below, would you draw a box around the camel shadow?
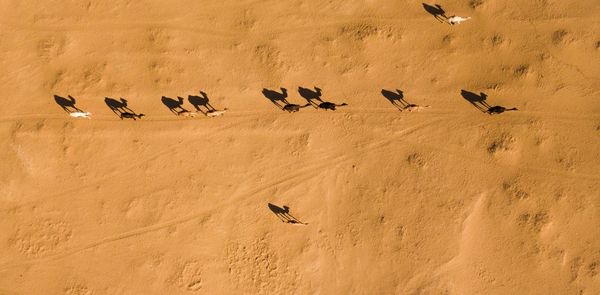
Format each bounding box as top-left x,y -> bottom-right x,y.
460,90 -> 491,112
268,203 -> 307,225
105,97 -> 144,119
54,95 -> 84,114
161,96 -> 188,115
262,88 -> 289,109
188,91 -> 218,115
423,3 -> 448,23
381,89 -> 410,110
298,86 -> 323,108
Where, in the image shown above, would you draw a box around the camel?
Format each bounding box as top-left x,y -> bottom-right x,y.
403,104 -> 431,112
448,16 -> 471,25
206,108 -> 227,117
282,103 -> 311,113
318,102 -> 347,111
487,106 -> 518,115
69,111 -> 92,119
120,112 -> 145,120
262,88 -> 289,108
176,110 -> 198,117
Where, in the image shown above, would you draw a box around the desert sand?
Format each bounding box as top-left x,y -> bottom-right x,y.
1,0 -> 599,294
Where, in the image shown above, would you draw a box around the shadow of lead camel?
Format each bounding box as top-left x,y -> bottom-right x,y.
461,90 -> 518,115
268,203 -> 307,225
105,97 -> 145,120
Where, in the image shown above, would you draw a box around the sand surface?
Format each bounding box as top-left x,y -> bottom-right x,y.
1,0 -> 599,294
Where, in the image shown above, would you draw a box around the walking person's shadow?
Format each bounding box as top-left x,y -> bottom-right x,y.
298,86 -> 323,108
461,90 -> 491,112
262,88 -> 289,109
422,3 -> 448,23
267,203 -> 308,225
54,95 -> 84,113
161,96 -> 188,115
381,89 -> 409,110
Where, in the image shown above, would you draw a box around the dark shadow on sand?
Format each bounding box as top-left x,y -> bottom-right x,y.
268,203 -> 307,225
262,88 -> 289,109
54,95 -> 84,113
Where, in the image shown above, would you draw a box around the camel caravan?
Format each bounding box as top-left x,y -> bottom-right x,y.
56,86 -> 518,120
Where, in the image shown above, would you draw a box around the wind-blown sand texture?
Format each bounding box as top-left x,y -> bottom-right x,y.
1,0 -> 599,294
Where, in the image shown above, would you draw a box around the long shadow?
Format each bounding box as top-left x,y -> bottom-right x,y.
460,90 -> 491,112
423,3 -> 448,23
188,91 -> 222,116
161,96 -> 188,115
298,86 -> 323,108
381,89 -> 409,110
262,88 -> 289,109
105,97 -> 143,119
268,203 -> 307,225
54,95 -> 84,113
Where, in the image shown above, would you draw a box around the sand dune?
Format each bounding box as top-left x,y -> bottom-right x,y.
1,0 -> 599,294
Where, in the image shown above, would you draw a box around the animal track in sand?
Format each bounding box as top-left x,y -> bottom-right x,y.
406,152 -> 427,168
339,23 -> 379,42
145,28 -> 172,53
502,178 -> 529,200
169,261 -> 203,292
9,219 -> 73,257
551,30 -> 569,45
491,34 -> 504,45
556,149 -> 578,171
513,64 -> 530,78
487,133 -> 516,155
81,63 -> 106,88
253,44 -> 282,75
588,261 -> 599,277
516,211 -> 548,232
226,239 -> 296,293
37,36 -> 66,61
442,34 -> 454,45
469,0 -> 485,9
64,283 -> 93,295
